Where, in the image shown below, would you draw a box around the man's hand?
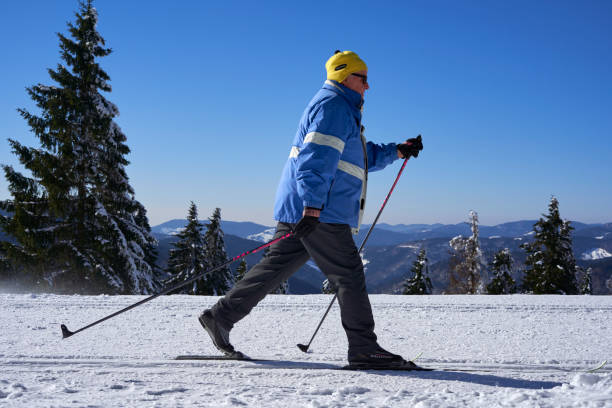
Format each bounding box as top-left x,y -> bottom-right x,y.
293,207 -> 321,239
397,135 -> 423,159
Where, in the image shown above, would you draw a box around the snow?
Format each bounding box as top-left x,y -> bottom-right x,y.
581,248 -> 612,260
1,294 -> 610,407
158,226 -> 185,235
397,243 -> 420,249
246,228 -> 276,243
360,255 -> 370,267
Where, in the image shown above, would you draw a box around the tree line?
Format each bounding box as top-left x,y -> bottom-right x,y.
164,202 -> 288,295
401,197 -> 593,295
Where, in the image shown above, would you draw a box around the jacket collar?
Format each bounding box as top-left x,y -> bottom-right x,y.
324,80 -> 364,111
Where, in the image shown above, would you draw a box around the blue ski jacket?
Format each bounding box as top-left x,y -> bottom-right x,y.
273,80 -> 399,232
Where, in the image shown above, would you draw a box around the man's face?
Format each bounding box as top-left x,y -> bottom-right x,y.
342,70 -> 369,98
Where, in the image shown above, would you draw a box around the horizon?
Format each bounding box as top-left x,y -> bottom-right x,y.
151,216 -> 611,229
1,1 -> 611,227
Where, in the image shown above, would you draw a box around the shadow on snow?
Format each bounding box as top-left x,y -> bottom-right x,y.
249,360 -> 563,390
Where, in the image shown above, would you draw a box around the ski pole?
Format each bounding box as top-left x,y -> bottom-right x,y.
61,232 -> 294,339
297,156 -> 410,353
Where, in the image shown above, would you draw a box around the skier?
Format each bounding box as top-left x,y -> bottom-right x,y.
200,50 -> 423,368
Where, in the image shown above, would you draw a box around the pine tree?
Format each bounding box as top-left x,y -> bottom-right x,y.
402,249 -> 433,295
486,249 -> 517,294
235,259 -> 248,283
202,208 -> 233,295
0,1 -> 159,294
521,197 -> 578,294
321,278 -> 336,294
578,266 -> 593,295
164,202 -> 209,295
274,279 -> 290,294
447,211 -> 483,294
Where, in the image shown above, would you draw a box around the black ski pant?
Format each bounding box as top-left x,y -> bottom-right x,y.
210,222 -> 379,358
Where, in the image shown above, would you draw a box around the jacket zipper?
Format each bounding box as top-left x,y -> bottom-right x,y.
353,124 -> 368,234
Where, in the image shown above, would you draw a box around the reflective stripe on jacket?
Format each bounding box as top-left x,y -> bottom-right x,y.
273,80 -> 398,232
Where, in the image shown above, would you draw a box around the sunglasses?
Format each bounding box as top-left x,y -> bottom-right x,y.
351,73 -> 368,84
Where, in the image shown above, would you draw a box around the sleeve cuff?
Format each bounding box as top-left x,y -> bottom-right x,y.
389,142 -> 399,161
303,200 -> 324,210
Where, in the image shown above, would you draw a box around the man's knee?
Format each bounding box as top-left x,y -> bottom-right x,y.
329,269 -> 366,291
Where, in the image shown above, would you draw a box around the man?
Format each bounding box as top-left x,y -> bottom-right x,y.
200,50 -> 423,369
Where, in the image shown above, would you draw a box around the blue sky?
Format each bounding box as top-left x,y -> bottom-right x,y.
1,0 -> 611,227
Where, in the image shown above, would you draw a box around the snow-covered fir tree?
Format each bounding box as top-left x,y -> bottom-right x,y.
235,259 -> 248,283
521,197 -> 578,294
274,279 -> 290,294
578,266 -> 592,295
0,0 -> 159,294
486,248 -> 517,294
447,211 -> 483,294
202,208 -> 233,295
321,278 -> 336,294
402,249 -> 433,295
164,202 -> 209,295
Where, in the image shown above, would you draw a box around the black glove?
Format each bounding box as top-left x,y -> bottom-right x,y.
397,135 -> 423,159
293,215 -> 320,240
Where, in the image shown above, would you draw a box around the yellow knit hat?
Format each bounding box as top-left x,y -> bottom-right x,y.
325,50 -> 367,83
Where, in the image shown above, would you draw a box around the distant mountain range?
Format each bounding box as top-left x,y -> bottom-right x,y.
369,220 -> 610,240
152,218 -> 612,246
152,219 -> 271,238
3,209 -> 610,294
152,219 -> 612,295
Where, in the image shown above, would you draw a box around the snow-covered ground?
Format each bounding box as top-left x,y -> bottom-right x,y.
1,294 -> 610,407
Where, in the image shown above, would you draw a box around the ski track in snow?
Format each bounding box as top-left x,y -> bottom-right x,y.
1,294 -> 611,407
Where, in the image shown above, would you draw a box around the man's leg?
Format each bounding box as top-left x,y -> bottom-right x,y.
209,222 -> 310,330
301,223 -> 379,358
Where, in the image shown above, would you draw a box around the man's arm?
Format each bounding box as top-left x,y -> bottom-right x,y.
366,135 -> 423,171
